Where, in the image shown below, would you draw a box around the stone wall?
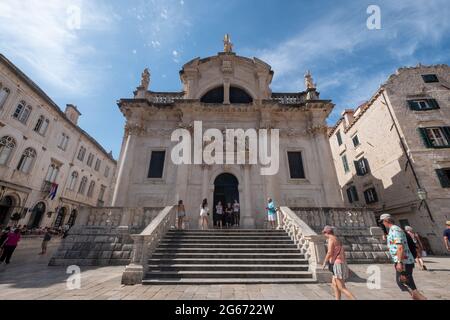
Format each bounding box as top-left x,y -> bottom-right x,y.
49,207 -> 162,266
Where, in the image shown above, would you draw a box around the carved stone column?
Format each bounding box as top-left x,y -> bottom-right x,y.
241,164 -> 255,228
111,122 -> 144,208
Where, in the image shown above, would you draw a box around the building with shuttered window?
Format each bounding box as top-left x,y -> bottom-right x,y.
328,64 -> 450,254
0,54 -> 117,229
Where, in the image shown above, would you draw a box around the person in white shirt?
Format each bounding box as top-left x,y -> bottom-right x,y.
215,201 -> 224,229
199,198 -> 209,230
232,200 -> 240,227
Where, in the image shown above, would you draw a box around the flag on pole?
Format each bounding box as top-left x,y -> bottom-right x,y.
48,183 -> 58,200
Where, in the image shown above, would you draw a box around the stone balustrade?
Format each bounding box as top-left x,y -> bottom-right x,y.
146,92 -> 184,104
277,206 -> 331,283
271,93 -> 305,104
291,207 -> 377,233
121,205 -> 177,285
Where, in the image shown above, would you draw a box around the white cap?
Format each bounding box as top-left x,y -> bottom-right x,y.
379,213 -> 393,222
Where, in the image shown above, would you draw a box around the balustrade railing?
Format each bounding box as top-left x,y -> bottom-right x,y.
147,92 -> 184,104
277,206 -> 331,282
121,206 -> 177,285
271,93 -> 305,104
291,207 -> 376,233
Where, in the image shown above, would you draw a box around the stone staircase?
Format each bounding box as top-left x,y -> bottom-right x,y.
142,229 -> 315,284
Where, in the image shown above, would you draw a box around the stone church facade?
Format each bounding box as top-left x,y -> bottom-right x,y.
112,43 -> 342,228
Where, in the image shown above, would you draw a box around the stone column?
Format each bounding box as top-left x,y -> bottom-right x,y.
111,123 -> 142,207
223,80 -> 230,105
242,164 -> 255,228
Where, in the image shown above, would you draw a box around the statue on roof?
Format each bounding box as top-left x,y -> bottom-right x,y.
304,70 -> 316,90
140,68 -> 150,90
223,34 -> 233,53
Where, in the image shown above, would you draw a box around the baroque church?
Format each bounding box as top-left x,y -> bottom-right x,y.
111,35 -> 342,228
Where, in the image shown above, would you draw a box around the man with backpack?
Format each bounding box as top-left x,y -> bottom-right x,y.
379,213 -> 427,300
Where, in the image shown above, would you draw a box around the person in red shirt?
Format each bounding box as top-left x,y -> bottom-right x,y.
0,228 -> 21,264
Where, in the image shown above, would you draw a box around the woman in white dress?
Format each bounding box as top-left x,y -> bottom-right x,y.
200,198 -> 209,230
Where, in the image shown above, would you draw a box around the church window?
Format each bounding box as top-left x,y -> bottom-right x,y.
148,150 -> 166,178
200,86 -> 224,103
287,151 -> 305,179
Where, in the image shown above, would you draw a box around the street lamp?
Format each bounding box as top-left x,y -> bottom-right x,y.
417,188 -> 427,201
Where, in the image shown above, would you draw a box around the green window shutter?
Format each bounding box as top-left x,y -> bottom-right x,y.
363,190 -> 370,204
352,186 -> 359,202
418,128 -> 433,148
363,158 -> 371,174
354,161 -> 361,176
436,169 -> 450,188
429,99 -> 440,109
346,188 -> 353,203
442,127 -> 450,145
372,188 -> 379,202
408,100 -> 419,110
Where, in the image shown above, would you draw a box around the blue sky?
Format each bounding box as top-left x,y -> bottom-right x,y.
0,0 -> 449,159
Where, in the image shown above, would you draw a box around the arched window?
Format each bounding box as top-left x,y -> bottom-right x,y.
87,181 -> 95,198
45,163 -> 60,183
13,101 -> 32,124
67,209 -> 77,227
68,171 -> 78,190
0,86 -> 10,109
17,147 -> 37,174
200,86 -> 224,103
77,146 -> 86,161
78,176 -> 88,195
230,86 -> 253,104
0,136 -> 16,165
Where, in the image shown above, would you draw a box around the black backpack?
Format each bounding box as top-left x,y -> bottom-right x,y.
405,231 -> 418,259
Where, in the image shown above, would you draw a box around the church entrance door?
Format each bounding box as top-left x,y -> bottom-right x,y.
213,173 -> 239,227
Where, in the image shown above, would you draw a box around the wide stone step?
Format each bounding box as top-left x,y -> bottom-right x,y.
158,243 -> 297,249
147,264 -> 310,272
154,247 -> 300,253
168,229 -> 285,233
145,270 -> 314,279
167,232 -> 286,236
142,278 -> 317,285
163,236 -> 292,241
151,252 -> 305,259
148,258 -> 309,265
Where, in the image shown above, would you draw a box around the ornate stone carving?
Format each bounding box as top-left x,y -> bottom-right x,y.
125,122 -> 146,137
305,70 -> 316,90
306,125 -> 328,136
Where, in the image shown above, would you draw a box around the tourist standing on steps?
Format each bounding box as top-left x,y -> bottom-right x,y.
380,213 -> 427,300
405,226 -> 427,271
177,200 -> 186,230
321,225 -> 355,300
0,228 -> 21,265
233,200 -> 240,227
266,198 -> 277,229
443,221 -> 450,253
39,228 -> 52,255
215,201 -> 224,229
199,198 -> 209,230
225,203 -> 233,228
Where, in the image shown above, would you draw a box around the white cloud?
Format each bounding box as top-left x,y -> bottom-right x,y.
0,0 -> 117,96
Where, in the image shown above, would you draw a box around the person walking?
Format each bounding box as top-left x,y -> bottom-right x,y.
443,221 -> 450,253
233,200 -> 240,227
39,228 -> 52,255
177,200 -> 186,230
380,213 -> 427,300
215,201 -> 224,229
266,198 -> 277,229
199,199 -> 209,230
0,228 -> 21,265
321,225 -> 356,300
405,226 -> 427,270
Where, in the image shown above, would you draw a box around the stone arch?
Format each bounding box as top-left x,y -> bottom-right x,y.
196,79 -> 257,102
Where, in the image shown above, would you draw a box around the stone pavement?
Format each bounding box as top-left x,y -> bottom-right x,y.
0,238 -> 449,300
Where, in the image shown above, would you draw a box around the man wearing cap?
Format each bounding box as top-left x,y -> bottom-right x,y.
444,221 -> 450,252
379,213 -> 427,300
